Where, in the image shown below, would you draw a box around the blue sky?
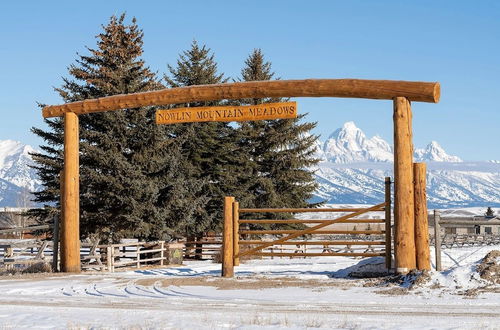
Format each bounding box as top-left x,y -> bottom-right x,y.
0,1 -> 498,160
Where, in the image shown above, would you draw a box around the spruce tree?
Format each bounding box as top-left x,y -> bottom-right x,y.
31,14 -> 196,242
164,41 -> 239,236
237,49 -> 320,227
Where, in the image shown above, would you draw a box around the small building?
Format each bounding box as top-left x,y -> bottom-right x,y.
429,214 -> 500,235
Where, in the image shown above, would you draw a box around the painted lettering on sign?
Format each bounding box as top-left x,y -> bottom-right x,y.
156,102 -> 297,125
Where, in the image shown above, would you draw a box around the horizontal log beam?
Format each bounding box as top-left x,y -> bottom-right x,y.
251,252 -> 385,257
238,219 -> 386,224
239,240 -> 386,245
239,230 -> 385,235
42,79 -> 440,118
239,207 -> 385,213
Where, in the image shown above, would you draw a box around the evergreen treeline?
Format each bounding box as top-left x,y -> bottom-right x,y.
31,14 -> 319,243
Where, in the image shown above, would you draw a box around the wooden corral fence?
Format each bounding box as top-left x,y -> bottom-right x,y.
431,210 -> 500,271
183,235 -> 222,260
431,233 -> 500,248
0,239 -> 183,272
104,241 -> 182,272
221,178 -> 393,277
0,239 -> 52,269
0,224 -> 51,239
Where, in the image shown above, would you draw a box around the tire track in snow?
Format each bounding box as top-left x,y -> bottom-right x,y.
0,297 -> 498,319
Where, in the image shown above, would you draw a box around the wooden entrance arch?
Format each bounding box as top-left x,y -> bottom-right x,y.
42,78 -> 440,274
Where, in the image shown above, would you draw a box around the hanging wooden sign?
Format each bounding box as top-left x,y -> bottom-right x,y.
156,101 -> 297,125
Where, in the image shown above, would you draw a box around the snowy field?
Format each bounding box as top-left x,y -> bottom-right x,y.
0,245 -> 499,329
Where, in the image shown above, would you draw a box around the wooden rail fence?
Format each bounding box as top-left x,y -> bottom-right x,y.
432,210 -> 500,271
221,178 -> 393,277
183,236 -> 222,260
0,240 -> 183,272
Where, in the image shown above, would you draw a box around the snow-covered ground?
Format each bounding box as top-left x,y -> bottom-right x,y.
0,245 -> 499,329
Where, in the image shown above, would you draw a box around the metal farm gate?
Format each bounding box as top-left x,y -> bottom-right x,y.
221,178 -> 392,277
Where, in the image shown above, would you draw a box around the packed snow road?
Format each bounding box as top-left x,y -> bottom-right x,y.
0,245 -> 499,329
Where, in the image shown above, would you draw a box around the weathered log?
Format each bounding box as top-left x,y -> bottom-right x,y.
232,201 -> 240,266
222,196 -> 235,277
393,97 -> 416,273
254,252 -> 385,257
42,79 -> 440,118
238,207 -> 384,213
434,210 -> 442,271
238,219 -> 386,224
238,240 -> 387,245
385,177 -> 392,270
414,163 -> 431,270
61,112 -> 81,273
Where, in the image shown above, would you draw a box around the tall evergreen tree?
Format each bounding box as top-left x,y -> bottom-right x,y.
164,41 -> 240,236
237,49 -> 320,224
31,14 -> 196,242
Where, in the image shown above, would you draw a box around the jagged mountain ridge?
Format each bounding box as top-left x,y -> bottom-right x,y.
312,162 -> 500,208
0,128 -> 498,209
318,121 -> 463,163
0,140 -> 41,207
313,122 -> 499,208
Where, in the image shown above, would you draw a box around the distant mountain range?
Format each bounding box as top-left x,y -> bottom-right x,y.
0,140 -> 40,207
0,123 -> 499,208
315,121 -> 463,163
312,122 -> 500,208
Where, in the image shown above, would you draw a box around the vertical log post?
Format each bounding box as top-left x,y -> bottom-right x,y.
136,247 -> 141,269
393,97 -> 416,273
61,112 -> 81,273
414,163 -> 431,270
57,170 -> 64,271
233,201 -> 240,266
434,210 -> 442,271
222,196 -> 235,277
384,177 -> 392,270
52,215 -> 60,272
160,241 -> 165,266
106,246 -> 113,272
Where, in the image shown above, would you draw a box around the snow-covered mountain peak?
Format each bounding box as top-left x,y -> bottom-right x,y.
318,122 -> 463,164
327,121 -> 363,140
322,122 -> 392,163
415,141 -> 462,162
0,140 -> 33,167
0,139 -> 40,193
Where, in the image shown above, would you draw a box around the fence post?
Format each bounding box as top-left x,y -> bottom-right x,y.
434,210 -> 442,271
233,201 -> 240,266
106,246 -> 113,272
136,246 -> 141,269
393,97 -> 416,274
59,170 -> 65,270
384,177 -> 392,270
61,111 -> 81,273
52,215 -> 60,272
160,241 -> 165,266
414,163 -> 431,270
222,196 -> 235,277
